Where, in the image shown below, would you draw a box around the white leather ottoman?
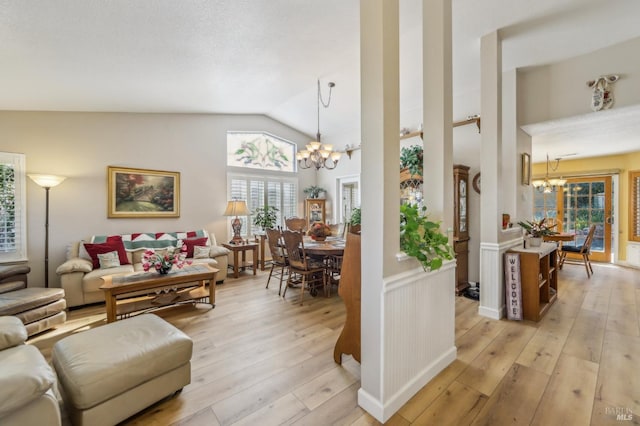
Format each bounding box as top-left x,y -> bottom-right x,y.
52,314 -> 192,426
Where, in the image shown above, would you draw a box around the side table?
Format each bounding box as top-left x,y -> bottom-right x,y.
254,233 -> 270,271
222,242 -> 258,278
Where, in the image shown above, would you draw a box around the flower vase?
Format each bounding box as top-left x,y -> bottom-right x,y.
158,265 -> 173,275
313,235 -> 326,242
528,237 -> 542,248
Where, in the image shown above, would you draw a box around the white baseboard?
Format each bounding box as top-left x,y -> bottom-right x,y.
358,346 -> 457,423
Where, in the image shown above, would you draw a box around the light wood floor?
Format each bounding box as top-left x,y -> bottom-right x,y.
30,262 -> 640,425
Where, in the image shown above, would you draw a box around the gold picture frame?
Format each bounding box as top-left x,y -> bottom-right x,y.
107,166 -> 180,218
521,153 -> 531,185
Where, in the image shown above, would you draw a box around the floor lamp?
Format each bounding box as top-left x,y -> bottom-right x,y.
29,174 -> 66,288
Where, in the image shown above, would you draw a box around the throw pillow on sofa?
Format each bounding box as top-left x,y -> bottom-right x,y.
193,245 -> 210,259
83,236 -> 130,269
97,251 -> 121,269
182,237 -> 209,258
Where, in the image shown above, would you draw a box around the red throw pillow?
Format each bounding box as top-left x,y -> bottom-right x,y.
182,237 -> 209,258
83,236 -> 130,269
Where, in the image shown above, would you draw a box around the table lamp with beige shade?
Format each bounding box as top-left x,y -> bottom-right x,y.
223,199 -> 249,245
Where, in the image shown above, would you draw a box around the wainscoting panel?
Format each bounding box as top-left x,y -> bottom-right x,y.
359,261 -> 456,421
479,238 -> 523,319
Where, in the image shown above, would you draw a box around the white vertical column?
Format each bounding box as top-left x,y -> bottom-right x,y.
359,0 -> 400,411
479,31 -> 504,319
422,0 -> 453,228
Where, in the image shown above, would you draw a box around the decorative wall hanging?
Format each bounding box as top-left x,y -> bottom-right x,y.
521,153 -> 531,185
107,166 -> 180,218
587,74 -> 619,111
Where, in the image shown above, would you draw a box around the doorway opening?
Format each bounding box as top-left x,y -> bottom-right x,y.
533,175 -> 614,263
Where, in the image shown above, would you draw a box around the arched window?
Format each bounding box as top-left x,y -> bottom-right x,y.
227,131 -> 297,172
226,132 -> 298,238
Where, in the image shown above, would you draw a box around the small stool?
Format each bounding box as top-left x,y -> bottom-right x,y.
0,288 -> 66,336
52,314 -> 193,426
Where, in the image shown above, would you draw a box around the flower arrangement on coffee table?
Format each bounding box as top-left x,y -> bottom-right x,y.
142,243 -> 191,274
308,222 -> 332,241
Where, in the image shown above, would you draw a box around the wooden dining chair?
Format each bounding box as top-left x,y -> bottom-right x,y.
324,254 -> 343,297
281,230 -> 326,304
285,217 -> 307,233
559,224 -> 596,277
265,228 -> 288,295
328,223 -> 342,237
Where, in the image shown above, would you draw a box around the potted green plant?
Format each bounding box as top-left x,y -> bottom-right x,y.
349,207 -> 361,226
400,203 -> 453,271
252,205 -> 279,230
400,145 -> 424,177
303,185 -> 326,199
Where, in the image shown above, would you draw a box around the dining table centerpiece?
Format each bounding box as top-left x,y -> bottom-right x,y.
142,243 -> 190,274
308,222 -> 332,241
517,218 -> 557,247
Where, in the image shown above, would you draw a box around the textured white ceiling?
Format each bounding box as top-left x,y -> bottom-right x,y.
2,0 -> 640,160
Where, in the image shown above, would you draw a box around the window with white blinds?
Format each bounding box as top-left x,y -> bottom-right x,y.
0,152 -> 27,263
630,170 -> 640,242
228,173 -> 297,237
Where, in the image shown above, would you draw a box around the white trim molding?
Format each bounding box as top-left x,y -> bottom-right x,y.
358,261 -> 457,422
479,237 -> 523,319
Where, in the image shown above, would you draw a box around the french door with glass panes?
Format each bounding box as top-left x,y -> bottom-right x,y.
533,176 -> 612,263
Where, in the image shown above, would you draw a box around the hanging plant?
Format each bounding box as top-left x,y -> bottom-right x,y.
400,203 -> 453,271
400,145 -> 424,177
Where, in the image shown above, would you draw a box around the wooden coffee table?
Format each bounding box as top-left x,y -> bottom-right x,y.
100,264 -> 218,322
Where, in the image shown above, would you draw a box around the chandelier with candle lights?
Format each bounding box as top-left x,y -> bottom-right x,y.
296,80 -> 342,170
532,154 -> 567,193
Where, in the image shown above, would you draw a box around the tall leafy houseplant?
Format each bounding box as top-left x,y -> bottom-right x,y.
400,203 -> 453,271
253,206 -> 279,230
349,207 -> 361,226
400,145 -> 424,177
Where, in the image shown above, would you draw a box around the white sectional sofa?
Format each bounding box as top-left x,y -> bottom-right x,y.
0,316 -> 61,426
56,230 -> 230,308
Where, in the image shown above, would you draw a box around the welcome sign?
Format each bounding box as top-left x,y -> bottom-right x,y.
504,253 -> 523,320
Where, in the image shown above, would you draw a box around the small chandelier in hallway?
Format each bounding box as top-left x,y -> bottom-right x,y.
532,154 -> 567,193
296,80 -> 342,170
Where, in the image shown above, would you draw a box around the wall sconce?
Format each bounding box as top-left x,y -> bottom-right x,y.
344,144 -> 361,159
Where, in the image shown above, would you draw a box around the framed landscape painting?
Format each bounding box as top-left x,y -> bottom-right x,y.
107,166 -> 180,218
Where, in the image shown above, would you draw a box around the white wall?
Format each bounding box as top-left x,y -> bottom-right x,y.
521,36 -> 640,125
0,111 -> 314,288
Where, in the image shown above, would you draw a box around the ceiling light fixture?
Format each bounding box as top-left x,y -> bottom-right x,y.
296,80 -> 341,170
532,154 -> 567,193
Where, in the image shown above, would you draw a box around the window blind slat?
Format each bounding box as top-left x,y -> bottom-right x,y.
0,153 -> 26,261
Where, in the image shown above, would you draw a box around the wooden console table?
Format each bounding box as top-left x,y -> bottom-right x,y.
508,243 -> 558,321
100,265 -> 217,323
222,242 -> 258,278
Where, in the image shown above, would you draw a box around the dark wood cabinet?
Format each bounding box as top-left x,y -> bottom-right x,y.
453,165 -> 470,295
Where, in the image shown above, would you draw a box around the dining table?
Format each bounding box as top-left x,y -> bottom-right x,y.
302,236 -> 346,294
543,232 -> 576,264
302,236 -> 346,256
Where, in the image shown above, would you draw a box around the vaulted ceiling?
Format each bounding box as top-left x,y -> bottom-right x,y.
2,0 -> 640,162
